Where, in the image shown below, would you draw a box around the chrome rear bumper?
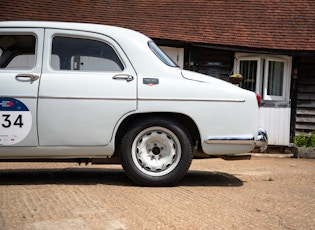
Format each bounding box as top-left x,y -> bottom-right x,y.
204,128 -> 268,152
255,128 -> 268,152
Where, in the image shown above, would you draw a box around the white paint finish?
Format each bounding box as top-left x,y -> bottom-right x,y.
38,29 -> 137,146
0,21 -> 263,158
0,28 -> 44,146
38,99 -> 136,146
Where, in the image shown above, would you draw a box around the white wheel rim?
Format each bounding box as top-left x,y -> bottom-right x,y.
131,126 -> 181,177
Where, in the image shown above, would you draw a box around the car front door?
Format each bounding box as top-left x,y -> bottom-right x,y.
38,29 -> 137,147
0,28 -> 44,147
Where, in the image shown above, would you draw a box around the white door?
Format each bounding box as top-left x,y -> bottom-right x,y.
38,29 -> 137,146
0,29 -> 44,146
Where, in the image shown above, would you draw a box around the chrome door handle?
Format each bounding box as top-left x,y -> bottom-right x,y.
16,74 -> 39,81
112,74 -> 134,82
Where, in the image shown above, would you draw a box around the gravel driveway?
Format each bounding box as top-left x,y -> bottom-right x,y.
1,156 -> 314,229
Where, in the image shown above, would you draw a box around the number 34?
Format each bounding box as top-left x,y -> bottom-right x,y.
1,114 -> 24,128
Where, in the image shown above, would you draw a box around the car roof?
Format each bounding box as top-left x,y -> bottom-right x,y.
0,21 -> 167,76
0,21 -> 150,44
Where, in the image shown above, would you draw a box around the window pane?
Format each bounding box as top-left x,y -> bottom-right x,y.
239,60 -> 257,92
0,35 -> 36,69
148,41 -> 177,67
52,36 -> 124,71
6,54 -> 35,69
267,61 -> 284,96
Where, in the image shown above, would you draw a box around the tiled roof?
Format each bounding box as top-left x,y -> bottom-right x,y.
1,0 -> 315,51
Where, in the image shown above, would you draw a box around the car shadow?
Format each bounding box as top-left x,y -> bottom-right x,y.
180,170 -> 243,187
0,168 -> 243,187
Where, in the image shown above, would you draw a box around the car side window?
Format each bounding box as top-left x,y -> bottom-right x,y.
51,36 -> 124,71
0,35 -> 36,69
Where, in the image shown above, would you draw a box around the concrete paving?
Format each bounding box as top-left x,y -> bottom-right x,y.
0,156 -> 314,229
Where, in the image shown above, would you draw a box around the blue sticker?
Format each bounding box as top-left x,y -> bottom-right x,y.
0,98 -> 29,111
0,98 -> 32,145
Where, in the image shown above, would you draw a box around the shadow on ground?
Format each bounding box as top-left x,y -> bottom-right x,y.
0,168 -> 243,187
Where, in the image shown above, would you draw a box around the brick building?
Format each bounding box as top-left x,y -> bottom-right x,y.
1,0 -> 315,147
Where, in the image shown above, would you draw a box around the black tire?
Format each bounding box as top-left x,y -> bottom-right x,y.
119,117 -> 193,186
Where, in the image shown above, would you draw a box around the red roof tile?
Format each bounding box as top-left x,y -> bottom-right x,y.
1,0 -> 315,51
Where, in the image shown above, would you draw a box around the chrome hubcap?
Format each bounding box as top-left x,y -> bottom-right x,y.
131,127 -> 181,176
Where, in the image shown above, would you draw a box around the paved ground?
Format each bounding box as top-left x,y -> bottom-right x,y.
0,156 -> 314,230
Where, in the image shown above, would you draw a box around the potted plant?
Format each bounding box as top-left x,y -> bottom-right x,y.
229,73 -> 243,84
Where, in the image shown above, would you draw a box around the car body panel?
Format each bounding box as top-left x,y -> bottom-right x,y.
38,29 -> 137,146
0,21 -> 266,160
0,28 -> 44,147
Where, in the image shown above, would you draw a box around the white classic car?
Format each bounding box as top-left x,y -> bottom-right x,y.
0,21 -> 267,186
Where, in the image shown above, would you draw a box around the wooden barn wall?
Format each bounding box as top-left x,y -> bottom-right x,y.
259,107 -> 291,146
189,47 -> 234,82
295,56 -> 315,132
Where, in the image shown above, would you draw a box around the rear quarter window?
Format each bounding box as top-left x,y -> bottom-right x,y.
148,41 -> 177,67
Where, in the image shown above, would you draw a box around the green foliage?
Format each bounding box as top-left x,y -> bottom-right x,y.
294,132 -> 315,147
308,132 -> 315,147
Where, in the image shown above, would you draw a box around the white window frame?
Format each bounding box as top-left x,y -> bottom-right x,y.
234,53 -> 292,102
234,55 -> 263,95
263,57 -> 291,101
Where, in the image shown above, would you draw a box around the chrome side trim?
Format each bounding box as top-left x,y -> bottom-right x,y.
0,95 -> 37,99
204,135 -> 254,145
139,98 -> 245,103
1,96 -> 244,103
38,96 -> 135,101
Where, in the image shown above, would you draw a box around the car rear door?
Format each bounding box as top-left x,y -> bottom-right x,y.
0,28 -> 44,147
38,29 -> 137,146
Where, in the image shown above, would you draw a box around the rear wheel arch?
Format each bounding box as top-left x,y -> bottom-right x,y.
114,112 -> 200,154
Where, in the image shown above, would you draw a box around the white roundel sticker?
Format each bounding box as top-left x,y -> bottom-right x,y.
0,98 -> 32,145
